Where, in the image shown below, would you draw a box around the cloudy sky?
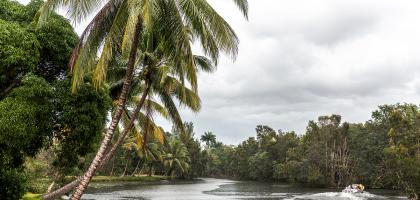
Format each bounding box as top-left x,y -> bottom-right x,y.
19,0 -> 420,144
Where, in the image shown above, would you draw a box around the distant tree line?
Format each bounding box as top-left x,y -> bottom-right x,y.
196,104 -> 420,199
94,103 -> 420,199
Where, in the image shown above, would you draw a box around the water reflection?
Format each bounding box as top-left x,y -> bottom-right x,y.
82,178 -> 407,200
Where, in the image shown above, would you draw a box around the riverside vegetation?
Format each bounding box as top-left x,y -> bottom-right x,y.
0,0 -> 419,200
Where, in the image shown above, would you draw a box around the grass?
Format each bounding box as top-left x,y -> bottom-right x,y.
26,175 -> 169,195
23,192 -> 41,200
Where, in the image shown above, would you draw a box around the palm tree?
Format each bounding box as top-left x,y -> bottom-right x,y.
99,42 -> 210,170
201,131 -> 216,148
163,136 -> 190,177
37,0 -> 248,199
42,45 -> 209,199
122,105 -> 166,177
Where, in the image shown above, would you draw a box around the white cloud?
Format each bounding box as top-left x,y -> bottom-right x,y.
176,0 -> 420,144
19,0 -> 420,144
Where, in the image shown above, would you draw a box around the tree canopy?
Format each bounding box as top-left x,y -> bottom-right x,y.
0,1 -> 107,198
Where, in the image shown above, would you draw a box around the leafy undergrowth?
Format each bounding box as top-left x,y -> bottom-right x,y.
26,178 -> 51,194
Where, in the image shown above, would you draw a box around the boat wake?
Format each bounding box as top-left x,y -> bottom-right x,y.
285,191 -> 386,200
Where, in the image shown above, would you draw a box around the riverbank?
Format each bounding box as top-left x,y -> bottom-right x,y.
24,175 -> 170,200
91,175 -> 167,182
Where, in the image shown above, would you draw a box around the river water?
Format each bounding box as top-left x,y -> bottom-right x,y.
82,178 -> 407,200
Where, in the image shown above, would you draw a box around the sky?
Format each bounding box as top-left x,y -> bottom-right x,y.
19,0 -> 420,145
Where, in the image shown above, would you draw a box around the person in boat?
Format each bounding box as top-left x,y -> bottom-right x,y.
343,184 -> 365,193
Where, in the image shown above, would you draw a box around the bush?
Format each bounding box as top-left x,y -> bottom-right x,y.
0,168 -> 26,200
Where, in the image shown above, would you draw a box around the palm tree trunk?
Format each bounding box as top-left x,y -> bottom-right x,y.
43,179 -> 80,200
110,157 -> 115,176
139,165 -> 145,174
41,85 -> 149,200
99,85 -> 150,168
122,158 -> 129,177
46,181 -> 56,193
131,160 -> 141,176
148,164 -> 153,177
70,16 -> 143,200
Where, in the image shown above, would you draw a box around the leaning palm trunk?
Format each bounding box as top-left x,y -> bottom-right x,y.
131,160 -> 141,176
100,85 -> 151,166
41,85 -> 149,200
42,179 -> 79,200
70,17 -> 144,200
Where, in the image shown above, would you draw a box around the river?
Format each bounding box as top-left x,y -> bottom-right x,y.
82,178 -> 407,200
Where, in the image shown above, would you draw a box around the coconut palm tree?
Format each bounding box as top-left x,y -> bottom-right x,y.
42,45 -> 211,200
201,131 -> 216,148
99,40 -> 211,170
163,136 -> 190,177
122,103 -> 166,177
37,0 -> 248,199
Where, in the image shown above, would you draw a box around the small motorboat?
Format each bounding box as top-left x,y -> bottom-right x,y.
342,184 -> 365,193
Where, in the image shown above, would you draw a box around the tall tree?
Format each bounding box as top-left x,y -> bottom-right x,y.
382,104 -> 420,199
201,132 -> 217,148
0,1 -> 80,198
0,75 -> 53,199
174,122 -> 205,178
37,0 -> 248,198
42,35 -> 213,199
163,136 -> 190,177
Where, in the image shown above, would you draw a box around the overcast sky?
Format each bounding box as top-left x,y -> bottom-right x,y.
19,0 -> 420,145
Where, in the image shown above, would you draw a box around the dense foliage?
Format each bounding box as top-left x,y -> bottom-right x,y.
100,104 -> 419,199
34,14 -> 78,82
49,79 -> 110,183
0,0 -> 109,198
198,104 -> 419,199
0,75 -> 53,199
0,0 -> 78,98
0,19 -> 40,97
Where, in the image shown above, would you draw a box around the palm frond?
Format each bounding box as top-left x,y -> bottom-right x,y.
34,0 -> 66,26
232,0 -> 249,19
158,90 -> 185,134
66,0 -> 104,24
93,0 -> 129,88
194,55 -> 215,73
159,75 -> 201,111
70,0 -> 124,93
143,99 -> 169,119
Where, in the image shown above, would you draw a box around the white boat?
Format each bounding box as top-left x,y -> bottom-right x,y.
342,184 -> 365,193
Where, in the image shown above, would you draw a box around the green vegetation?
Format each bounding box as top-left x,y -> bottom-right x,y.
23,193 -> 42,200
1,0 -> 248,199
191,104 -> 420,199
90,105 -> 420,198
0,0 -> 107,198
33,0 -> 249,198
0,0 -> 419,200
